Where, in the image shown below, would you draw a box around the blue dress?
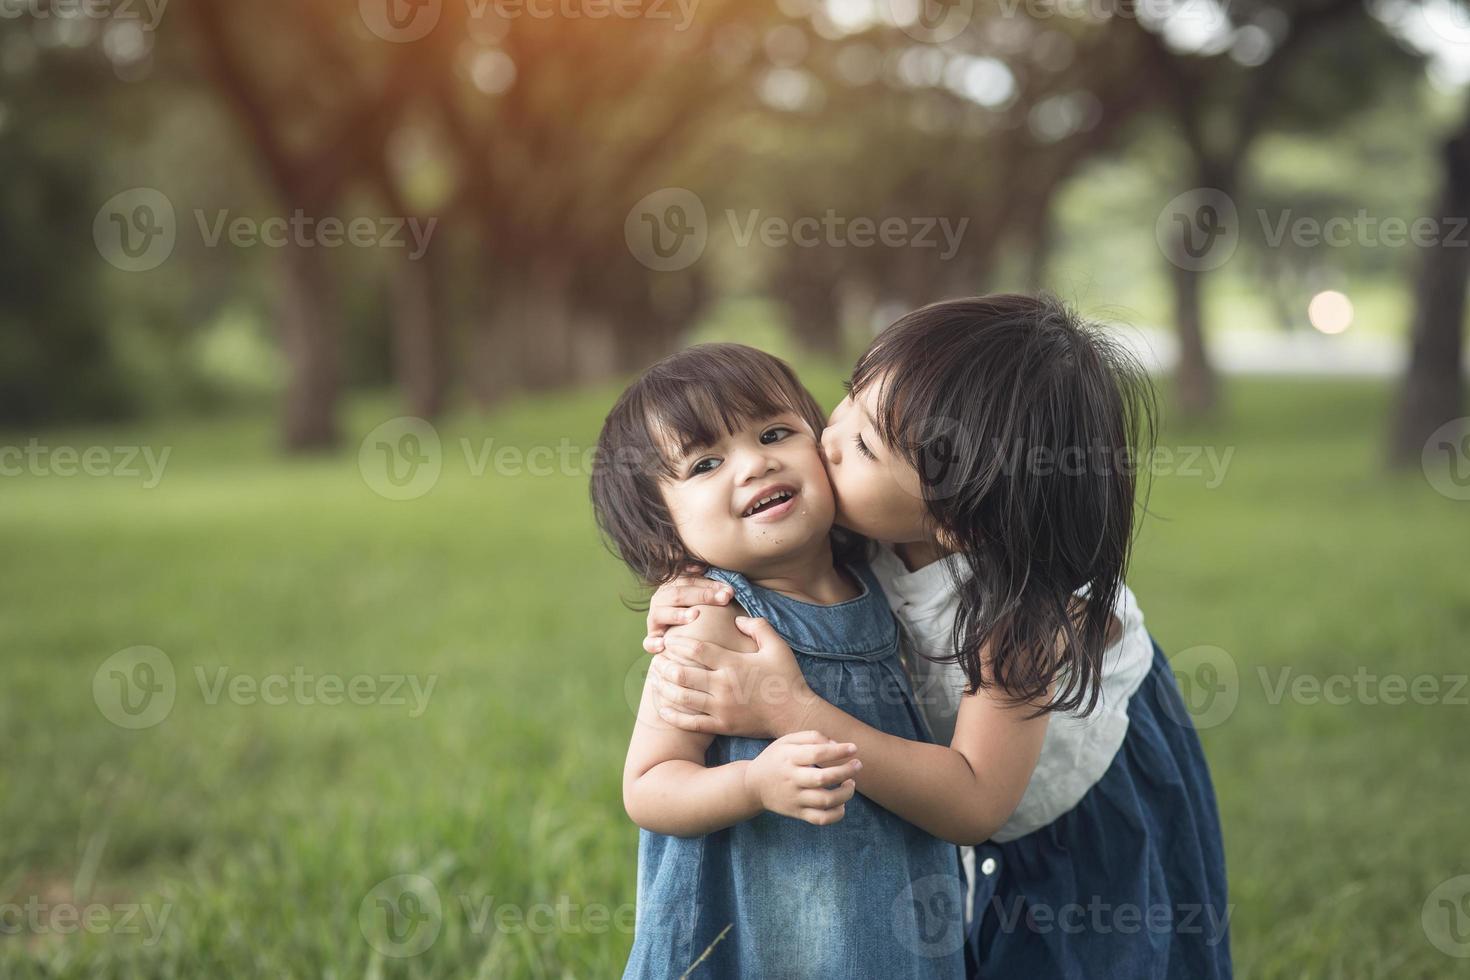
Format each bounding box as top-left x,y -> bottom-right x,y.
964,640 -> 1233,979
623,562 -> 967,980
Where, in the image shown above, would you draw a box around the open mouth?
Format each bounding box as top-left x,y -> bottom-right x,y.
742,488 -> 797,518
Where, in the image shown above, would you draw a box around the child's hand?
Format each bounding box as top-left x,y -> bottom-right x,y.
744,731 -> 861,826
643,564 -> 733,654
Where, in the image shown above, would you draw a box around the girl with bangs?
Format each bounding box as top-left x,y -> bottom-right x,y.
591,343 -> 967,980
643,295 -> 1232,979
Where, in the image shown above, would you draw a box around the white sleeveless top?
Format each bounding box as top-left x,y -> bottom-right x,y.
868,546 -> 1154,842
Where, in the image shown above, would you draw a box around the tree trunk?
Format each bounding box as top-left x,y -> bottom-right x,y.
278,239 -> 341,451
388,249 -> 447,421
1387,130 -> 1470,466
1170,260 -> 1220,419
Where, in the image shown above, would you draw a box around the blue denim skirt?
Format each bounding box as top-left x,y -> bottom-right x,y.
965,642 -> 1232,979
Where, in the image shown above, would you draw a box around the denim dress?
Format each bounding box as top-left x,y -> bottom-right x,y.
964,640 -> 1232,979
623,562 -> 967,980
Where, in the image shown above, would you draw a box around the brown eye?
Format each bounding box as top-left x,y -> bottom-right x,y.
761,426 -> 793,444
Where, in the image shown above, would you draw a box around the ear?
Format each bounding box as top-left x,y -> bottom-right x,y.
934,525 -> 964,554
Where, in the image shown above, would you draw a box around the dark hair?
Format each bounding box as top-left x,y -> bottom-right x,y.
591,343 -> 864,587
850,294 -> 1156,717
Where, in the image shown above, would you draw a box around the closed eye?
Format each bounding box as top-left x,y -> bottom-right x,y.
854,433 -> 876,460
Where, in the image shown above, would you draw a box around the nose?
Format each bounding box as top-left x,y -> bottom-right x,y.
734,442 -> 780,484
821,424 -> 841,465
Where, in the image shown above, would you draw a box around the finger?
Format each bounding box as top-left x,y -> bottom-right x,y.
799,805 -> 845,826
797,780 -> 857,808
678,584 -> 732,606
655,679 -> 712,713
793,741 -> 859,767
662,635 -> 729,669
651,604 -> 699,630
643,635 -> 664,655
797,759 -> 862,787
657,705 -> 720,734
659,660 -> 715,695
733,615 -> 781,646
781,730 -> 828,745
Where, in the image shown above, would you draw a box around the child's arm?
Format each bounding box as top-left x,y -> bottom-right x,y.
623,603 -> 860,837
656,616 -> 1051,845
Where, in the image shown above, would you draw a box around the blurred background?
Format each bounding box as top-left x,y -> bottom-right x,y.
3,0 -> 1469,976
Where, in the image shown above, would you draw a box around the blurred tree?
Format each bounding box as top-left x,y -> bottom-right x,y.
422,2 -> 759,401
1388,92 -> 1470,465
0,20 -> 137,427
1125,0 -> 1379,417
726,11 -> 1162,356
186,0 -> 441,449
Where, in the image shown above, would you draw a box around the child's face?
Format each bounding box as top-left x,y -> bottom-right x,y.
820,379 -> 934,547
658,411 -> 836,574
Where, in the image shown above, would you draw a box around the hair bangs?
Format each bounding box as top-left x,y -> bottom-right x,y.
641,347 -> 823,475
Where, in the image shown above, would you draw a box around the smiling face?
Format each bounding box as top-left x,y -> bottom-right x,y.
657,412 -> 836,576
819,379 -> 934,548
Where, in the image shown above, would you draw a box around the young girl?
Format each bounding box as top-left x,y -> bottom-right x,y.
642,295 -> 1232,979
590,343 -> 967,979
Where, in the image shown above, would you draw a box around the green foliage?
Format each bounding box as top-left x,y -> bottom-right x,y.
0,377 -> 1464,977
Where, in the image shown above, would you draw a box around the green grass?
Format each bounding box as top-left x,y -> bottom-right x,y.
1,374 -> 1466,978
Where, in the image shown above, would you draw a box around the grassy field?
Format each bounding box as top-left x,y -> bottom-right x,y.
1,373 -> 1466,979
